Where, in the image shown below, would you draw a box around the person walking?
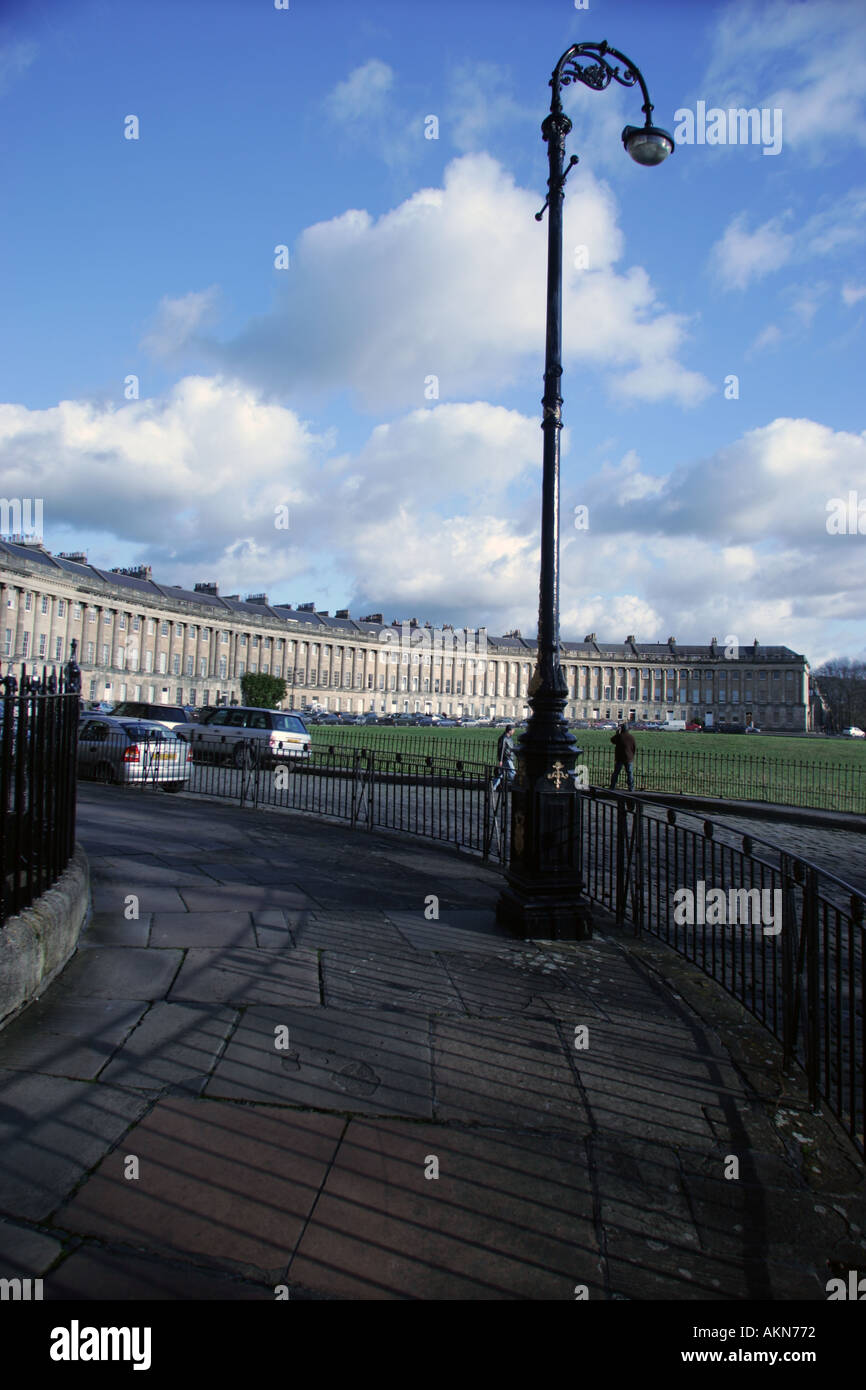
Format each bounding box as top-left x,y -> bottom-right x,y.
609,721 -> 636,791
492,723 -> 517,792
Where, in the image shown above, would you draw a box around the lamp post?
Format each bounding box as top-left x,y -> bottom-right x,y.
496,41 -> 673,941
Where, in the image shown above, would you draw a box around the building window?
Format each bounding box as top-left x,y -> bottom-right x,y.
219,657 -> 227,679
133,615 -> 140,631
160,621 -> 168,637
147,619 -> 155,635
102,644 -> 109,664
54,637 -> 62,660
88,608 -> 96,623
24,593 -> 32,612
145,651 -> 154,672
40,595 -> 49,614
176,624 -> 183,638
158,652 -> 167,674
238,661 -> 246,677
38,633 -> 47,657
186,656 -> 194,677
116,646 -> 125,668
86,641 -> 94,663
119,613 -> 126,628
104,611 -> 112,625
172,654 -> 181,675
200,658 -> 207,677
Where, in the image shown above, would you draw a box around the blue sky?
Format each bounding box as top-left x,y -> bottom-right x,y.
1,0 -> 864,666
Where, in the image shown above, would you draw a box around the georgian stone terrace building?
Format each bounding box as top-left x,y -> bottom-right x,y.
0,539 -> 812,730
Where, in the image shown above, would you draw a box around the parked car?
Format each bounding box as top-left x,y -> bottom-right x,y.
78,717 -> 190,791
376,715 -> 396,725
842,726 -> 865,738
190,705 -> 311,766
436,717 -> 457,726
358,713 -> 379,724
109,701 -> 199,740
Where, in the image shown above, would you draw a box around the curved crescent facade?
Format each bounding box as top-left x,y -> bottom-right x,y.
0,540 -> 811,730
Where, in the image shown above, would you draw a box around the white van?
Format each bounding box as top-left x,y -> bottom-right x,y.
661,719 -> 687,730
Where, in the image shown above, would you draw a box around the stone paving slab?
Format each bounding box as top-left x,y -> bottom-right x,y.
386,908 -> 517,956
54,1098 -> 345,1281
432,1016 -> 590,1132
0,1218 -> 63,1277
293,910 -> 408,954
45,1245 -> 274,1300
168,947 -> 320,1007
0,1070 -> 148,1222
98,1002 -> 238,1094
322,947 -> 464,1014
81,911 -> 153,948
289,1119 -> 600,1300
438,950 -> 571,1019
205,1006 -> 433,1117
179,885 -> 317,913
149,910 -> 256,950
88,857 -> 213,887
0,998 -> 146,1081
52,947 -> 183,1002
89,883 -> 189,915
251,908 -> 299,949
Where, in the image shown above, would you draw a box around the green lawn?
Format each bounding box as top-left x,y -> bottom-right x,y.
309,724 -> 866,813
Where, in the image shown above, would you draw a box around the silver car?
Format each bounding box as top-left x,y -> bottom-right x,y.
189,705 -> 311,767
78,716 -> 190,791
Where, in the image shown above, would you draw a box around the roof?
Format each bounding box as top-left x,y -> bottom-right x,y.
0,542 -> 806,662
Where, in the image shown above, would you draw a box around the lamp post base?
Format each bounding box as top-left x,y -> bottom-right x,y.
496,879 -> 593,941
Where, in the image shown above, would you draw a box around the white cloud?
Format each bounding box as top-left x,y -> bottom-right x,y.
712,213 -> 794,290
705,0 -> 866,158
330,59 -> 394,123
187,153 -> 709,410
748,323 -> 782,354
842,283 -> 866,305
141,288 -> 220,358
2,379 -> 862,662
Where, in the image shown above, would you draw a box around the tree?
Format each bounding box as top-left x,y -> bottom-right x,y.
240,673 -> 288,709
812,659 -> 866,731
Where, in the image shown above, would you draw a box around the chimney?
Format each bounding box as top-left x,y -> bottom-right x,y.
58,551 -> 88,564
111,565 -> 152,581
246,592 -> 269,605
335,609 -> 350,619
360,613 -> 383,624
297,602 -> 315,612
194,582 -> 219,596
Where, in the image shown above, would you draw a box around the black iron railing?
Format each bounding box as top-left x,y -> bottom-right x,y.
307,728 -> 866,814
0,663 -> 80,926
584,789 -> 865,1159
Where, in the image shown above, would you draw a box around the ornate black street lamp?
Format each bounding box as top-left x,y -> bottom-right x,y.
496,41 -> 673,941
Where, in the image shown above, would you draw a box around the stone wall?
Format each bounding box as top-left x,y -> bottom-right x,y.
0,847 -> 90,1029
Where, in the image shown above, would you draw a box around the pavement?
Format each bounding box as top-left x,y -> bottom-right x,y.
0,785 -> 864,1301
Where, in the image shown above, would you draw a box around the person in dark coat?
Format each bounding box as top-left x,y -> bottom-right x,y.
492,724 -> 516,791
610,722 -> 636,791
